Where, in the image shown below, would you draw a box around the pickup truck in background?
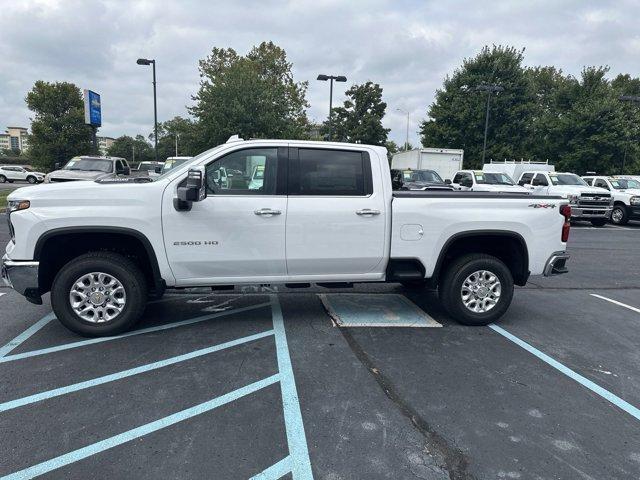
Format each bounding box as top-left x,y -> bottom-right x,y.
451,170 -> 529,194
4,138 -> 570,337
582,176 -> 640,225
133,161 -> 164,179
44,156 -> 131,183
517,171 -> 613,227
390,168 -> 453,191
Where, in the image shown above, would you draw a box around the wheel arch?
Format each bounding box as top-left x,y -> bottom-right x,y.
431,230 -> 530,286
34,226 -> 165,295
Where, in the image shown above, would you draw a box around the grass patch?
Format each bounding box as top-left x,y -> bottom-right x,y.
0,191 -> 9,207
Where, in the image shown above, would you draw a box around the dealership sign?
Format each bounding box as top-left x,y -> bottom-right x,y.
83,89 -> 102,127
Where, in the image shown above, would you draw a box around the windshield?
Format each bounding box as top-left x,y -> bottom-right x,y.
549,173 -> 587,186
475,172 -> 515,185
610,179 -> 640,189
63,158 -> 113,173
402,170 -> 443,183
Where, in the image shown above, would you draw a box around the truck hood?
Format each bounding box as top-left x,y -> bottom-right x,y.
547,185 -> 610,197
45,169 -> 113,182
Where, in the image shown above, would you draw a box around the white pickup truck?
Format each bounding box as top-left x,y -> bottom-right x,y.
451,170 -> 530,194
517,171 -> 613,227
582,176 -> 640,225
3,138 -> 570,336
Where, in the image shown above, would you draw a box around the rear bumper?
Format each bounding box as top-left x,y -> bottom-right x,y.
543,251 -> 570,276
1,255 -> 42,304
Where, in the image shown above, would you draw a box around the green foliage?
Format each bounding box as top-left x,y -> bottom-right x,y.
25,81 -> 93,171
107,135 -> 154,163
325,81 -> 390,145
421,46 -> 640,174
151,116 -> 199,160
189,41 -> 309,150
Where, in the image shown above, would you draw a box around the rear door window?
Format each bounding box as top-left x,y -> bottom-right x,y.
289,148 -> 372,196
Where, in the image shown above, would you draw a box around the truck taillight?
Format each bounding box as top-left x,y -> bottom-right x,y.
560,205 -> 571,242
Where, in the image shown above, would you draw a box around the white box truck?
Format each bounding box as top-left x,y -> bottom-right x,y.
391,148 -> 464,181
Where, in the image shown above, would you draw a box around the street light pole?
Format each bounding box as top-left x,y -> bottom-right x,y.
317,74 -> 347,141
470,84 -> 504,164
397,108 -> 410,150
137,58 -> 158,162
619,95 -> 640,174
175,133 -> 179,156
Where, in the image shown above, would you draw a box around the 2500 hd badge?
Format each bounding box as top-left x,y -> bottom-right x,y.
173,240 -> 219,246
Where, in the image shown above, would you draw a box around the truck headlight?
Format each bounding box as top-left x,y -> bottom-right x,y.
631,196 -> 640,206
7,200 -> 30,213
567,194 -> 579,204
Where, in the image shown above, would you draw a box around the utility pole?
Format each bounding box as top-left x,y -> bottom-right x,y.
137,58 -> 158,162
469,84 -> 504,164
397,108 -> 410,150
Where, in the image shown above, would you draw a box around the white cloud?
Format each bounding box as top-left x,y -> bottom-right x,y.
0,0 -> 638,149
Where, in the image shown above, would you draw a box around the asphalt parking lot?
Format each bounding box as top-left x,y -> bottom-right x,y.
1,218 -> 640,479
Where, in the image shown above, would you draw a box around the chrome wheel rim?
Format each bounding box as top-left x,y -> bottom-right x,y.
461,270 -> 501,313
611,208 -> 623,223
69,272 -> 126,323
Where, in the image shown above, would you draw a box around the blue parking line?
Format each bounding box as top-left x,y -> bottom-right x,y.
270,295 -> 313,479
0,313 -> 55,358
0,374 -> 280,480
0,330 -> 275,413
490,324 -> 640,421
0,303 -> 270,364
249,456 -> 292,479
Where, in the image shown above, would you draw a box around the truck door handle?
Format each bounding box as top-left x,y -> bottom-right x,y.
254,208 -> 281,216
356,209 -> 381,216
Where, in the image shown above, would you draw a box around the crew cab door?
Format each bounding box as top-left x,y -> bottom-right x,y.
162,146 -> 288,284
285,147 -> 386,277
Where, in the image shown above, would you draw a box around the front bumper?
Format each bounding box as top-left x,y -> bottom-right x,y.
543,251 -> 570,276
570,206 -> 612,219
1,255 -> 41,304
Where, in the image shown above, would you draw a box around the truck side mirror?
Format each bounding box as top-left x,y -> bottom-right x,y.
176,167 -> 207,210
445,179 -> 452,185
123,165 -> 130,175
155,166 -> 162,174
54,162 -> 61,170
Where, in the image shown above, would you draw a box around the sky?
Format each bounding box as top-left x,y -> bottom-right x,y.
1,0 -> 639,148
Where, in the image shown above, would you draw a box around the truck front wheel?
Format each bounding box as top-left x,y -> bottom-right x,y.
51,252 -> 148,337
439,254 -> 514,326
611,205 -> 629,225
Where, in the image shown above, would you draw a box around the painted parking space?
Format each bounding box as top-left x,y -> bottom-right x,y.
0,295 -> 312,479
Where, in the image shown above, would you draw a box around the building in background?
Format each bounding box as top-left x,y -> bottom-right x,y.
0,127 -> 29,153
97,136 -> 115,156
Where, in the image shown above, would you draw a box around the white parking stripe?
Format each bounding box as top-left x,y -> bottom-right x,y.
0,292 -> 6,298
590,294 -> 640,314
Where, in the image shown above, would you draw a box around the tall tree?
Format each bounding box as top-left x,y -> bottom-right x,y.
190,42 -> 309,150
151,116 -> 199,160
26,81 -> 92,170
107,135 -> 154,163
326,81 -> 390,145
420,46 -> 536,168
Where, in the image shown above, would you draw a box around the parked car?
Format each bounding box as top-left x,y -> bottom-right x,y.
134,161 -> 164,179
391,168 -> 453,191
44,156 -> 130,183
451,170 -> 529,194
517,171 -> 613,227
161,156 -> 193,174
582,176 -> 640,225
0,166 -> 45,184
3,137 -> 570,336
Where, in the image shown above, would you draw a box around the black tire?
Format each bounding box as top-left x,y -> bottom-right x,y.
0,175 -> 6,183
27,176 -> 37,184
51,252 -> 148,336
610,205 -> 629,225
439,254 -> 514,326
590,219 -> 607,227
7,179 -> 13,183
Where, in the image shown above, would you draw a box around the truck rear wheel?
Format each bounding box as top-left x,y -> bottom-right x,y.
439,254 -> 513,326
51,252 -> 148,337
